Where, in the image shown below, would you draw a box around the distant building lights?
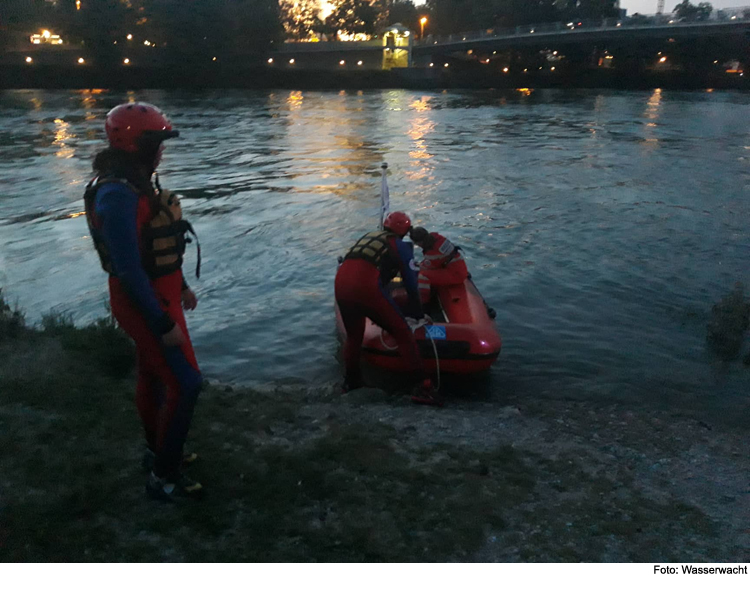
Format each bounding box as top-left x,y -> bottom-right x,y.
289,58 -> 295,64
42,30 -> 51,39
144,40 -> 151,46
213,57 -> 217,61
524,68 -> 528,72
503,67 -> 509,73
25,56 -> 33,63
659,56 -> 667,63
551,66 -> 556,71
126,34 -> 133,40
617,22 -> 622,27
339,60 -> 346,65
530,29 -> 535,34
78,58 -> 85,64
553,51 -> 558,56
76,0 -> 81,9
268,58 -> 274,64
123,58 -> 130,65
493,51 -> 497,55
444,63 -> 449,67
404,31 -> 410,37
357,60 -> 363,66
429,62 -> 434,67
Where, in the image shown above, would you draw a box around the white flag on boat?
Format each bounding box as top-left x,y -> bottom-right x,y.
380,163 -> 390,229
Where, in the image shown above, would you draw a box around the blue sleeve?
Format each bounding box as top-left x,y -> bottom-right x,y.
95,184 -> 175,334
394,238 -> 424,319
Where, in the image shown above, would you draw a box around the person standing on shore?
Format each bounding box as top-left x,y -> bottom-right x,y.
83,102 -> 203,501
335,212 -> 441,406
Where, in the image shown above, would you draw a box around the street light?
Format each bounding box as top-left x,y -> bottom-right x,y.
420,17 -> 427,40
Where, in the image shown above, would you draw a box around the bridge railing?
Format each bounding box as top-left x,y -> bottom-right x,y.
275,39 -> 384,53
415,16 -> 750,47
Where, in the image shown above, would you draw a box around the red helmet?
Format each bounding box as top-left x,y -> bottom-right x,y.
105,102 -> 179,153
383,211 -> 412,237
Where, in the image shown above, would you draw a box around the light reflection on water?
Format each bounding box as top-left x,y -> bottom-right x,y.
0,88 -> 749,420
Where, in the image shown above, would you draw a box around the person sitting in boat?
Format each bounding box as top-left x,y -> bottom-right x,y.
409,227 -> 469,304
335,212 -> 440,406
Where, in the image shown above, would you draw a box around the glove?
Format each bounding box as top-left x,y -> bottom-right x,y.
406,316 -> 430,332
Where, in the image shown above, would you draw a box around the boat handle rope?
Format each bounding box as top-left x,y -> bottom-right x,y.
379,325 -> 442,393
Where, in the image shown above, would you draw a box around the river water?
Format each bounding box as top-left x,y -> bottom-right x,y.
1,88 -> 748,414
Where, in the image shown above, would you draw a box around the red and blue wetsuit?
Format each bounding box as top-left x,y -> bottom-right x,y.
86,177 -> 202,478
335,230 -> 425,386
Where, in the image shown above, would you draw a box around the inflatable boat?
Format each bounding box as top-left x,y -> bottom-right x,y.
335,276 -> 502,374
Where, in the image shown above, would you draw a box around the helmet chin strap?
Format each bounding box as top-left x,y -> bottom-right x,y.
136,136 -> 164,175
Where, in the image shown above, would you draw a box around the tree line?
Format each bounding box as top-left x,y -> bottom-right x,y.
280,0 -> 624,40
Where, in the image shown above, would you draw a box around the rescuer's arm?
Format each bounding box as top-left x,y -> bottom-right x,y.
394,238 -> 424,319
96,184 -> 176,335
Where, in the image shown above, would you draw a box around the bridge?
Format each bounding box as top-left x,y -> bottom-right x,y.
271,17 -> 750,70
414,17 -> 750,55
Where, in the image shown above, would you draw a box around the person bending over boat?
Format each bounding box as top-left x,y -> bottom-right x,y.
335,212 -> 440,406
409,227 -> 469,304
84,102 -> 203,502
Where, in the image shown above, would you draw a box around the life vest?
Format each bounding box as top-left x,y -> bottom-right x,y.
420,233 -> 464,271
84,177 -> 200,280
344,230 -> 398,267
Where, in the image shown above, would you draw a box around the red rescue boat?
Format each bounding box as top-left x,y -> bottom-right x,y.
335,277 -> 502,374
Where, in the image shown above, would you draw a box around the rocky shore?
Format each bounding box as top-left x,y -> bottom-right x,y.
1,298 -> 748,562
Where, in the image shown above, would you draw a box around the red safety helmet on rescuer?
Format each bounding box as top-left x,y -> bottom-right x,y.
383,211 -> 412,237
105,102 -> 179,153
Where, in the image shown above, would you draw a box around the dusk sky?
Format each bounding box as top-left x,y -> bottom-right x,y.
412,0 -> 746,16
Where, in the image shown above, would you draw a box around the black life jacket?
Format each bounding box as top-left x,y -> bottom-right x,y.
344,230 -> 396,265
344,230 -> 404,282
84,177 -> 200,280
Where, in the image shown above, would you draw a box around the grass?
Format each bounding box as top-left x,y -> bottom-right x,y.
0,292 -> 734,562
